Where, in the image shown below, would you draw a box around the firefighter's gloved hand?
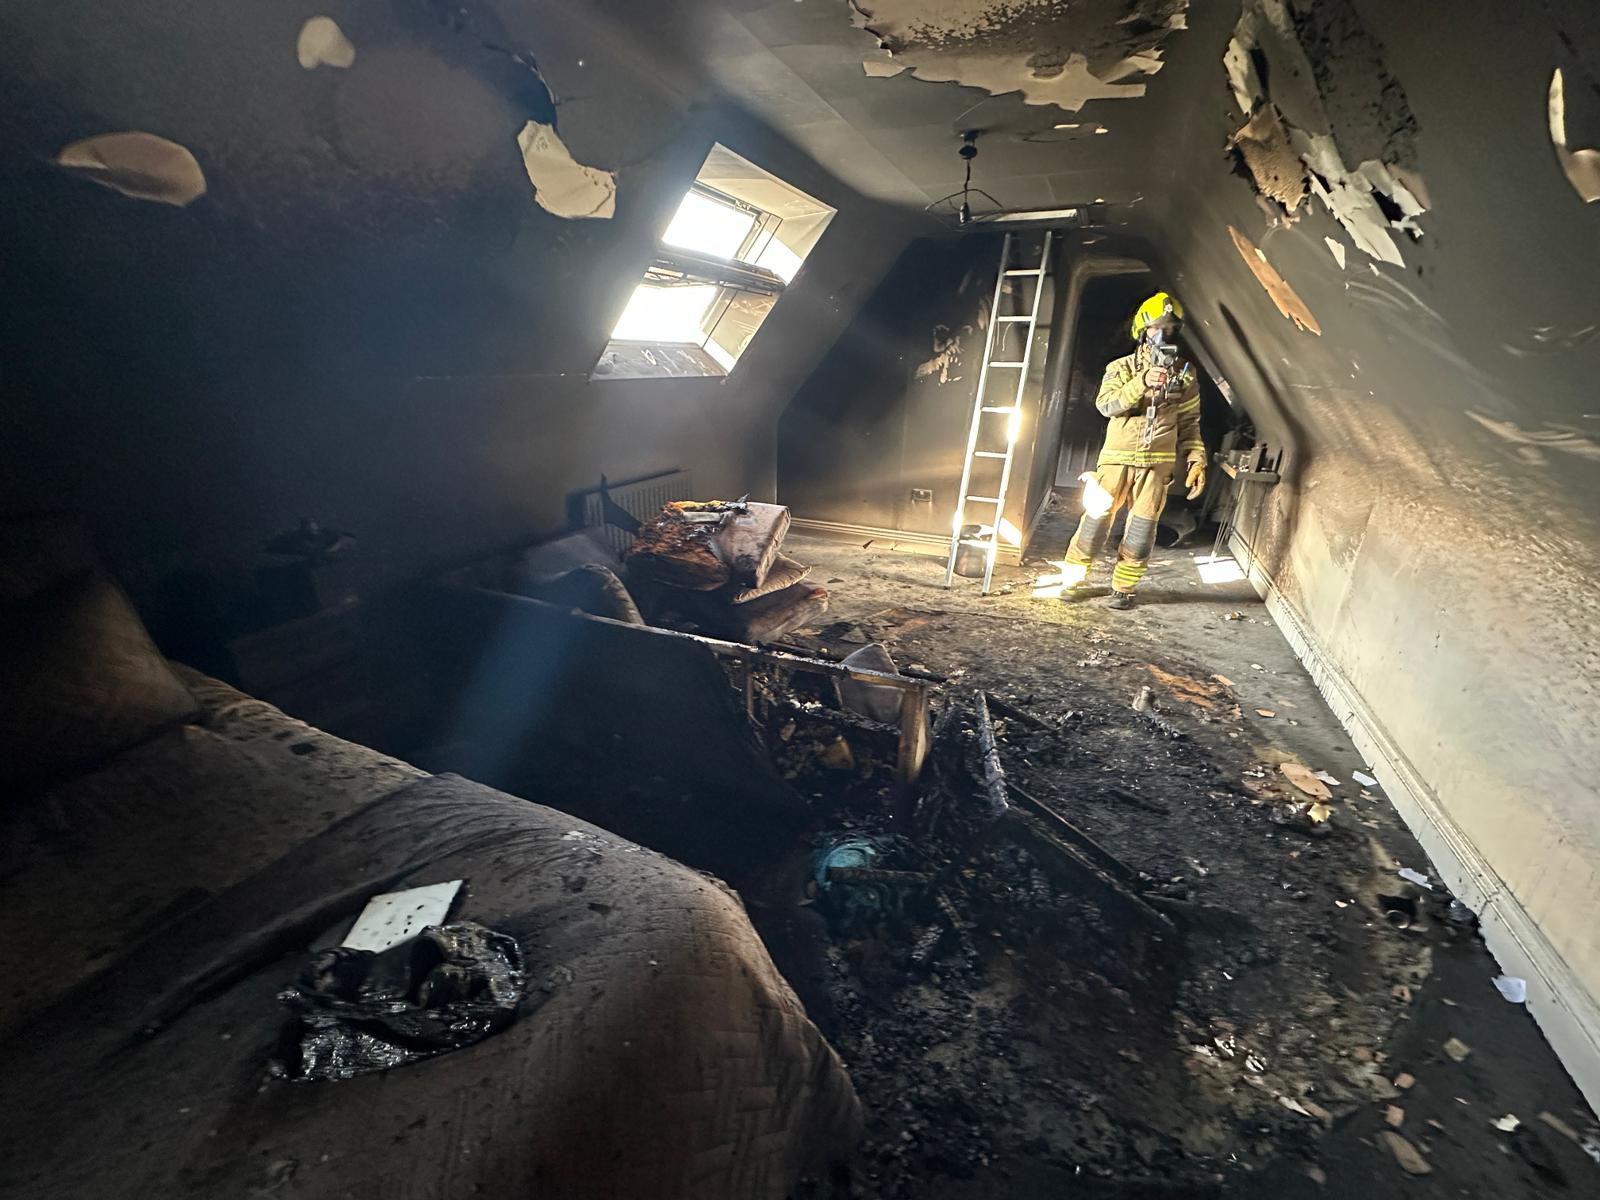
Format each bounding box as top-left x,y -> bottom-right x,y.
1142,367 -> 1169,391
1185,462 -> 1206,500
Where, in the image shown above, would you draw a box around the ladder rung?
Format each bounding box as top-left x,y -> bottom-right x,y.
981,405 -> 1018,413
965,495 -> 1001,503
973,451 -> 1008,459
958,538 -> 996,548
1004,268 -> 1044,276
995,315 -> 1032,322
989,361 -> 1026,368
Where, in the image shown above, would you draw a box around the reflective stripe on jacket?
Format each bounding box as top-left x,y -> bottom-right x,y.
1093,344 -> 1206,469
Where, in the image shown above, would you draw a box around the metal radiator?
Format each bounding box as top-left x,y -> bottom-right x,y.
568,468 -> 694,557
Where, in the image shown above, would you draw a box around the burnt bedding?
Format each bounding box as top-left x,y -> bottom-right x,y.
0,675 -> 859,1199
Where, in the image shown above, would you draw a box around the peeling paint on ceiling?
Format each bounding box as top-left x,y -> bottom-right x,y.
516,121 -> 616,219
1229,225 -> 1320,335
53,131 -> 206,206
1226,0 -> 1426,267
297,17 -> 356,71
849,0 -> 1189,112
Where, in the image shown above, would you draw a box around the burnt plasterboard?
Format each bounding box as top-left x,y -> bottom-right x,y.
1229,104 -> 1308,212
1226,0 -> 1426,266
53,131 -> 207,206
516,120 -> 616,219
297,16 -> 355,70
849,0 -> 1190,113
1229,225 -> 1321,335
1549,68 -> 1600,204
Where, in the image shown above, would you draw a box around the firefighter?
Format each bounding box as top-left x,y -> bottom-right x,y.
1061,292 -> 1205,610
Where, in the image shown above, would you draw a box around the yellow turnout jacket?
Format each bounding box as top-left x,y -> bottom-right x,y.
1094,342 -> 1205,469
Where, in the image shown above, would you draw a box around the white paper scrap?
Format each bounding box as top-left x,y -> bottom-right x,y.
343,880 -> 463,952
1493,976 -> 1528,1004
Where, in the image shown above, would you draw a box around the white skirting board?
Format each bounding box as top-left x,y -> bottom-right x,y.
788,517 -> 1023,563
1228,532 -> 1600,1116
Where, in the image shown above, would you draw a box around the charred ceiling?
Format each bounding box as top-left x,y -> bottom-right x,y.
848,0 -> 1190,111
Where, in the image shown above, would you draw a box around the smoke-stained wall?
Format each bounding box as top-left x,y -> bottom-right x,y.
779,233 -> 1059,548
1146,0 -> 1600,1102
0,0 -> 908,598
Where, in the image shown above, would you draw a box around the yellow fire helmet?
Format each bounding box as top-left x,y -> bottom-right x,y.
1130,291 -> 1185,340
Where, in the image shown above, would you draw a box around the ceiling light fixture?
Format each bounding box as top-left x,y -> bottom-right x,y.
924,130 -> 1003,227
926,130 -> 1091,230
972,207 -> 1082,224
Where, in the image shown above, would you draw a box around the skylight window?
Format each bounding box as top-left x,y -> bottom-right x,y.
661,191 -> 756,260
593,145 -> 836,381
610,283 -> 719,344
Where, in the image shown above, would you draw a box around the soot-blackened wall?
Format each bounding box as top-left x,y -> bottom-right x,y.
1144,0 -> 1600,1103
779,232 -> 1059,548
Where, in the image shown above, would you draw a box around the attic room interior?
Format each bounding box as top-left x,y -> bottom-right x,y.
3,1 -> 1598,1197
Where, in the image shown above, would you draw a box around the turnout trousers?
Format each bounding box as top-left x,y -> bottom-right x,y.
1064,463 -> 1172,594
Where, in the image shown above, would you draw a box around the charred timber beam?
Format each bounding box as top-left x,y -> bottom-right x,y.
1006,781 -> 1137,884
971,691 -> 1010,823
1002,810 -> 1172,934
982,691 -> 1050,730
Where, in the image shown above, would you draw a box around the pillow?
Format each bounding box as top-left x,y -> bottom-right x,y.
725,554 -> 809,605
1,571 -> 197,790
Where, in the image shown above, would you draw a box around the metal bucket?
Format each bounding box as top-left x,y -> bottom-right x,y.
953,524 -> 990,578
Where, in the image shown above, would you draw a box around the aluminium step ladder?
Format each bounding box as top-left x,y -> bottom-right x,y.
943,230 -> 1053,593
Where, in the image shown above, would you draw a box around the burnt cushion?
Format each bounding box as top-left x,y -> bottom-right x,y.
726,554 -> 809,605
691,581 -> 829,644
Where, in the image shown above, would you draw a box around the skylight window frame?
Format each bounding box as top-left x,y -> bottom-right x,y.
593,145 -> 836,382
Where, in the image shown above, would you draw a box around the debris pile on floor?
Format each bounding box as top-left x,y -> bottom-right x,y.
792,678 -> 1417,1197
736,532 -> 1598,1198
772,591 -> 1599,1197
457,525 -> 1600,1197
741,646 -> 907,797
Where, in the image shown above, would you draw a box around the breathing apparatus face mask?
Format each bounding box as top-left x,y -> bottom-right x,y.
1146,320 -> 1180,349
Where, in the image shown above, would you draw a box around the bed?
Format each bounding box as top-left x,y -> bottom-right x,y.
0,519 -> 860,1199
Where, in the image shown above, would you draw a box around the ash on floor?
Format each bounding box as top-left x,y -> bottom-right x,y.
778,515 -> 1598,1200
